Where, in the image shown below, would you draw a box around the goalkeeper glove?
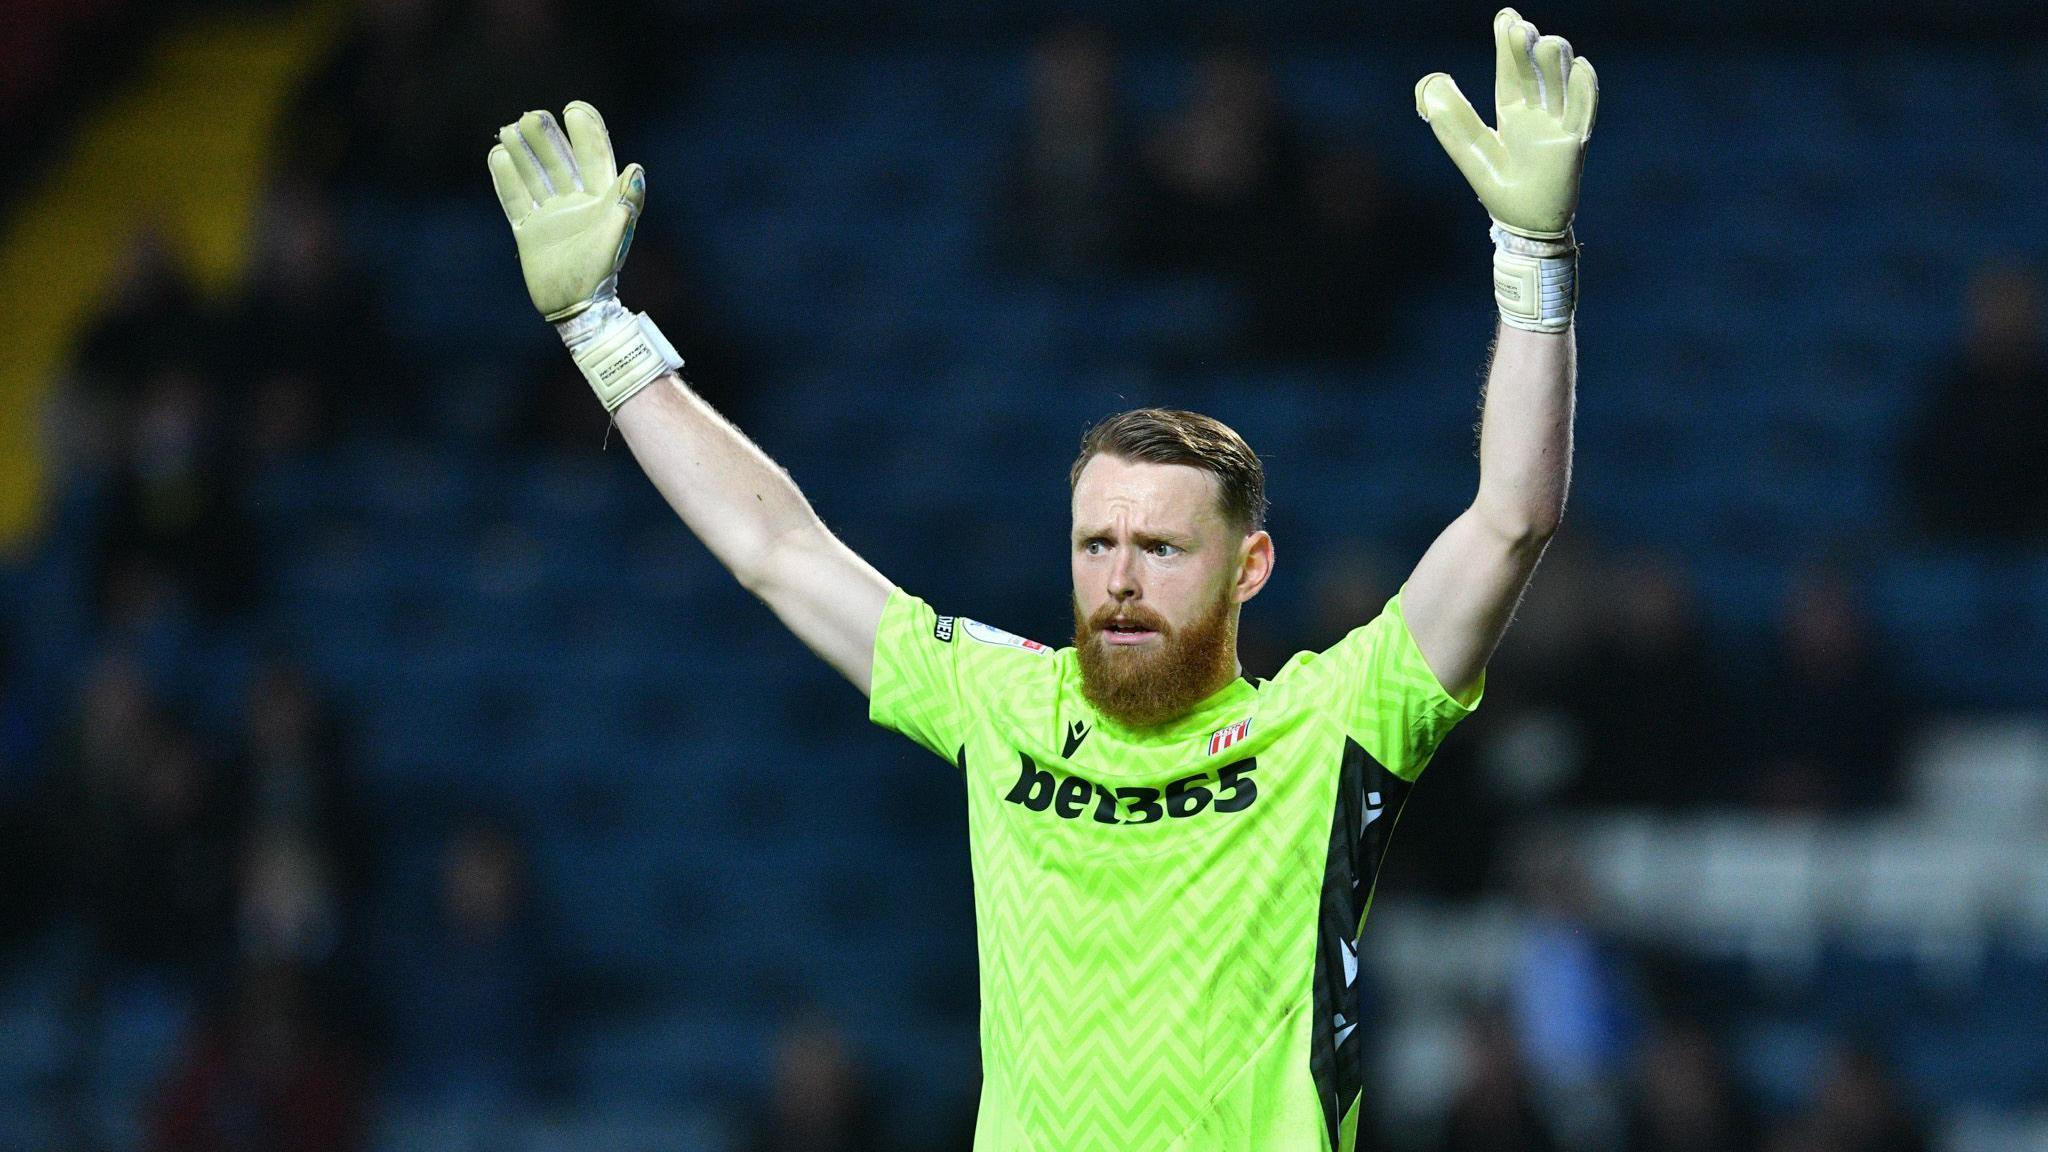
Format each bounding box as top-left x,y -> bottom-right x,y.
488,102 -> 682,411
1416,8 -> 1598,333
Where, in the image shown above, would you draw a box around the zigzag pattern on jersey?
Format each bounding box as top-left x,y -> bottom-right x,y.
876,590 -> 1476,1150
964,742 -> 1328,1152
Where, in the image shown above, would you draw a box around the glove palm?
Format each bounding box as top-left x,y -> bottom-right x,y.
1416,8 -> 1596,239
488,103 -> 646,321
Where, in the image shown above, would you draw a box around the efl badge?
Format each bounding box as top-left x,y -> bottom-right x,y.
963,619 -> 1050,655
1207,719 -> 1251,756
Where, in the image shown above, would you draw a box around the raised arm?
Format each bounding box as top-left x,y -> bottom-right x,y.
488,103 -> 890,693
1400,8 -> 1597,699
1404,325 -> 1573,699
611,376 -> 890,693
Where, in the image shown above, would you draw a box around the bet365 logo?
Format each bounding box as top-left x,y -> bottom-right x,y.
1002,753 -> 1258,824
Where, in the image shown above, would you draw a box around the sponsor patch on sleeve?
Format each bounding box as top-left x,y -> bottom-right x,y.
962,619 -> 1050,655
933,614 -> 956,643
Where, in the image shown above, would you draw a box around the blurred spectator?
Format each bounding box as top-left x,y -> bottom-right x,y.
437,0 -> 613,135
1239,146 -> 1447,364
1565,552 -> 1731,808
234,655 -> 369,904
1462,532 -> 1604,799
1763,1117 -> 1832,1152
1128,41 -> 1305,282
1618,1020 -> 1763,1152
1903,262 -> 2048,546
744,1017 -> 892,1152
149,962 -> 364,1152
385,818 -> 549,1111
55,654 -> 237,980
279,0 -> 464,196
66,242 -> 256,648
1797,1043 -> 1931,1152
226,184 -> 415,450
97,718 -> 239,976
285,0 -> 623,198
59,650 -> 156,812
1430,1009 -> 1562,1152
1507,833 -> 1637,1143
0,0 -> 143,143
237,829 -> 342,974
73,231 -> 218,388
93,363 -> 259,626
1301,537 -> 1403,655
1744,563 -> 1905,810
1376,534 -> 1606,897
1484,532 -> 1606,713
997,22 -> 1132,276
0,621 -> 52,949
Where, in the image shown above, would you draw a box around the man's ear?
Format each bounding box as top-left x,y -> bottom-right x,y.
1235,531 -> 1274,604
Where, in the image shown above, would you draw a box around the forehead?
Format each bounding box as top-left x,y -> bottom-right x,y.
1070,455 -> 1227,534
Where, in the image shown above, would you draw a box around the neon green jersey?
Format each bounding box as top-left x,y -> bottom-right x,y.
869,587 -> 1481,1152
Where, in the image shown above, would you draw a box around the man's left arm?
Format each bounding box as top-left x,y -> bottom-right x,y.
1403,324 -> 1573,700
1400,7 -> 1597,700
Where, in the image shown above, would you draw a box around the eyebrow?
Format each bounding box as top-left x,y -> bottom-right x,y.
1073,528 -> 1195,548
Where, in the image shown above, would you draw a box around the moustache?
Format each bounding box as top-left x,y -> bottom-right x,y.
1087,604 -> 1171,635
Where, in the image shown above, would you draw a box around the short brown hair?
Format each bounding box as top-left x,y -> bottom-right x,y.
1069,408 -> 1268,532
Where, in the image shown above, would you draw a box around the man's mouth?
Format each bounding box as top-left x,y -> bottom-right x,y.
1102,621 -> 1160,645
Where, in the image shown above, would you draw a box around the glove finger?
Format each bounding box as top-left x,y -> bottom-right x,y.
1417,74 -> 1508,191
1563,54 -> 1599,142
1533,34 -> 1571,117
488,143 -> 536,224
1493,7 -> 1536,111
517,109 -> 581,194
614,163 -> 646,218
564,101 -> 618,189
610,163 -> 647,267
498,121 -> 553,198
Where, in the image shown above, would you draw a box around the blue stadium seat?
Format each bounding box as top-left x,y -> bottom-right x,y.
565,1007 -> 773,1106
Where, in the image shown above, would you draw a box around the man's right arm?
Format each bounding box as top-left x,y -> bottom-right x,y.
487,103 -> 889,694
610,372 -> 891,694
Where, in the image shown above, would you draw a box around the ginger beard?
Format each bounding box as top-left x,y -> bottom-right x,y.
1073,580 -> 1240,730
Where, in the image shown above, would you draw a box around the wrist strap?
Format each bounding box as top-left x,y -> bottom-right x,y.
1491,222 -> 1578,334
557,303 -> 684,411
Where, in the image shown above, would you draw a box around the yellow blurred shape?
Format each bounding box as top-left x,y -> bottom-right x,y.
0,0 -> 343,553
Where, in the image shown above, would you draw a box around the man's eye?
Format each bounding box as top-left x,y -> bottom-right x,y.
1151,543 -> 1179,557
1083,540 -> 1107,555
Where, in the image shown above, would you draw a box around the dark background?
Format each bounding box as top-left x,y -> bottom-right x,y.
1,0 -> 2046,1149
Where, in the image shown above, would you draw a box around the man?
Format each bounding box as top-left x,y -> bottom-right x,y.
485,8 -> 1593,1150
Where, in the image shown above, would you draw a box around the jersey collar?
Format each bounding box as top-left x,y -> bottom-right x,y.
1087,674 -> 1259,748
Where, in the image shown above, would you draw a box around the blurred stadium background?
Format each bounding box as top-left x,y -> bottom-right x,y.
2,0 -> 2047,1149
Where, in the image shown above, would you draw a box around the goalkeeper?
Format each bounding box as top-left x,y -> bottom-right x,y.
486,8 -> 1592,1150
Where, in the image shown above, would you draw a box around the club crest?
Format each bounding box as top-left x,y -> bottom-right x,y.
1207,719 -> 1251,756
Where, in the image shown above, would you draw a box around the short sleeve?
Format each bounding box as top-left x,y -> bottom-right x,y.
1271,588 -> 1482,781
868,588 -> 970,761
870,589 -> 1063,765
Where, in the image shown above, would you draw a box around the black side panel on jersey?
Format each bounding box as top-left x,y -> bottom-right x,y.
1308,737 -> 1415,1152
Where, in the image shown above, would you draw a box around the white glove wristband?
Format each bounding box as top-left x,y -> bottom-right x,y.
554,299 -> 684,412
1490,221 -> 1578,334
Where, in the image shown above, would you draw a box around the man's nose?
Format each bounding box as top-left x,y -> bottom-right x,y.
1106,548 -> 1139,599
